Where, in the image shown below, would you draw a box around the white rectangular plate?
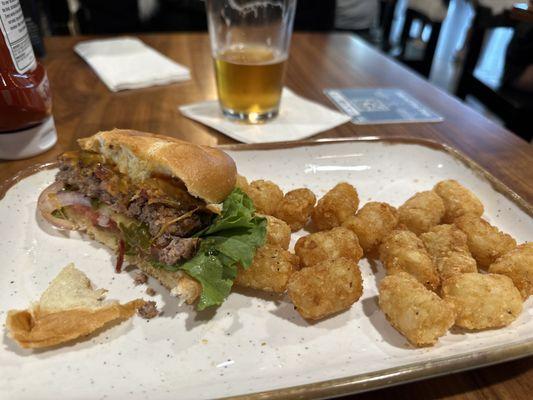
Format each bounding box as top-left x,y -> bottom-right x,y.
1,138 -> 532,400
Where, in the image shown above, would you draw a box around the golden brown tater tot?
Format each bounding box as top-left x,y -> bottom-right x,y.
288,257 -> 363,320
311,182 -> 359,231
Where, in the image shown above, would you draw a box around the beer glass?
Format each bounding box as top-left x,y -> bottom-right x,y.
206,0 -> 297,123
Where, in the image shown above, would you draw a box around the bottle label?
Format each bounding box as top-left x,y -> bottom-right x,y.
0,0 -> 36,74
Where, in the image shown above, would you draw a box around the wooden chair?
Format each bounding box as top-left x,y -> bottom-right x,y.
396,6 -> 445,77
456,6 -> 532,141
379,0 -> 398,51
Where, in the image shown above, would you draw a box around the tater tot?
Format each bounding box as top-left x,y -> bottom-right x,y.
379,230 -> 440,291
420,224 -> 477,279
454,215 -> 517,269
379,272 -> 456,346
262,214 -> 291,250
246,180 -> 284,216
311,182 -> 359,231
342,202 -> 399,257
441,273 -> 522,330
434,253 -> 478,281
489,243 -> 533,299
274,188 -> 316,231
398,191 -> 445,235
433,180 -> 484,223
235,174 -> 250,191
295,227 -> 363,269
288,257 -> 363,320
235,244 -> 299,293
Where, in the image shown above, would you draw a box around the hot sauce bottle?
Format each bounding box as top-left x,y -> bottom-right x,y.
0,0 -> 57,160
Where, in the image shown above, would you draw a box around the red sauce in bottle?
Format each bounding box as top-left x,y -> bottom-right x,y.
0,0 -> 52,132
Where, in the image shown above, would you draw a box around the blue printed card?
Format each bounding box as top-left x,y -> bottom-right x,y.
324,88 -> 443,125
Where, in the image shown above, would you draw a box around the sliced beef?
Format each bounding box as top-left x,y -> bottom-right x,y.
152,237 -> 200,266
127,194 -> 205,238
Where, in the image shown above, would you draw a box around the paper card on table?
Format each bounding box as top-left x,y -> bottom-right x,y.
179,88 -> 351,144
324,88 -> 443,125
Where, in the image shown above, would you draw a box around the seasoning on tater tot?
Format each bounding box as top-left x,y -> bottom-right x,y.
454,215 -> 517,269
246,180 -> 284,216
343,202 -> 399,257
420,224 -> 477,280
489,243 -> 533,300
262,214 -> 291,250
379,272 -> 456,347
311,182 -> 359,231
398,191 -> 445,235
235,244 -> 299,293
274,188 -> 316,232
288,257 -> 363,320
441,273 -> 522,330
433,180 -> 484,223
379,230 -> 440,291
295,227 -> 363,269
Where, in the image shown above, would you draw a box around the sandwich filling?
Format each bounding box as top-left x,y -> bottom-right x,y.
39,150 -> 267,310
56,150 -> 212,267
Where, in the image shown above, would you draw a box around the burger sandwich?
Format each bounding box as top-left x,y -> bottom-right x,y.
37,129 -> 266,309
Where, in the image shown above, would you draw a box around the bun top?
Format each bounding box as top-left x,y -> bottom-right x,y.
78,129 -> 237,204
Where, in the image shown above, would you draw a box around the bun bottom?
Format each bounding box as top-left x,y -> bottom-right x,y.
63,207 -> 201,305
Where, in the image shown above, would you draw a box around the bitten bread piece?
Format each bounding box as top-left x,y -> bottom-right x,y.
311,183 -> 359,231
379,272 -> 456,347
6,264 -> 144,349
295,227 -> 363,269
454,215 -> 517,269
79,129 -> 236,204
288,257 -> 363,320
441,273 -> 522,330
433,180 -> 484,223
342,202 -> 399,257
398,191 -> 445,235
235,244 -> 300,293
379,230 -> 440,291
489,243 -> 533,299
420,224 -> 477,280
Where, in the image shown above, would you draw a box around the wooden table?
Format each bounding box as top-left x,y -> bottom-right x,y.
1,33 -> 532,399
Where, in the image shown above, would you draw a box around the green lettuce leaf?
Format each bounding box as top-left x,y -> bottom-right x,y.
153,188 -> 267,310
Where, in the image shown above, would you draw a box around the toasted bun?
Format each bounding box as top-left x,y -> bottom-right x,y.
78,129 -> 237,204
6,264 -> 144,349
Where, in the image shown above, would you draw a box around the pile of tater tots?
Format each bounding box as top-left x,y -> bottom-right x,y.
235,176 -> 532,347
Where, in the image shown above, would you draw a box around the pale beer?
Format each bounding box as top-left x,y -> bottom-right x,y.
214,45 -> 286,121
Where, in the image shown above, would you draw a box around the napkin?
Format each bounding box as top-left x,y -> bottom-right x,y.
74,37 -> 191,92
179,88 -> 351,143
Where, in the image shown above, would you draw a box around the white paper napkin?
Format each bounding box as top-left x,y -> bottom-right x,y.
74,37 -> 191,92
179,88 -> 351,143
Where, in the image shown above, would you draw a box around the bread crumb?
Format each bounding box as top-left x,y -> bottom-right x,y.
134,272 -> 148,286
146,287 -> 156,296
137,301 -> 159,319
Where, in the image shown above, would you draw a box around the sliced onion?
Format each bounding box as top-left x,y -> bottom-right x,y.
56,191 -> 92,208
37,182 -> 77,230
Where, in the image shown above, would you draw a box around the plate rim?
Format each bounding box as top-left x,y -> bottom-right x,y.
1,136 -> 532,400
